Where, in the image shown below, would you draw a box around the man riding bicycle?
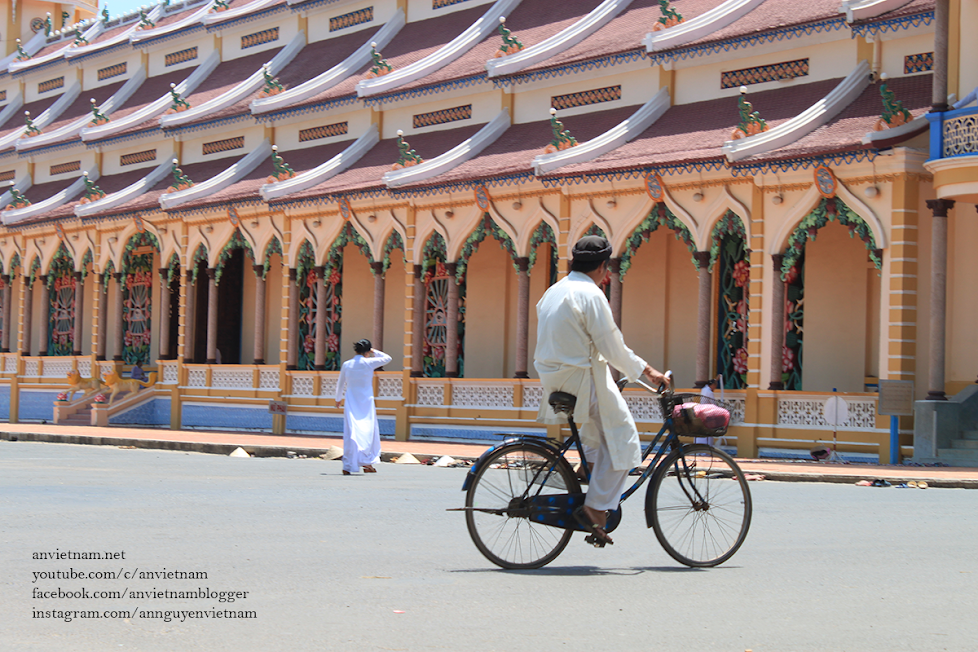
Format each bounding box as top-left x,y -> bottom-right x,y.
534,235 -> 669,547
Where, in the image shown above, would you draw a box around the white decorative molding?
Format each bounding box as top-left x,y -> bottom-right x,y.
186,367 -> 207,388
212,368 -> 254,389
258,368 -> 279,389
68,6 -> 164,59
291,374 -> 315,396
160,139 -> 272,209
384,109 -> 510,188
377,375 -> 403,400
9,21 -> 104,74
17,66 -> 148,152
416,383 -> 445,406
0,79 -> 81,152
203,0 -> 282,26
860,114 -> 928,146
722,60 -> 871,162
522,384 -> 543,409
533,87 -> 670,176
82,49 -> 221,141
130,2 -> 212,43
0,26 -> 49,71
840,0 -> 914,22
2,169 -> 94,225
0,90 -> 25,129
643,0 -> 766,52
75,158 -> 173,218
485,0 -> 629,78
42,359 -> 73,378
358,0 -> 521,96
1,175 -> 34,210
259,125 -> 379,201
251,10 -> 405,114
161,361 -> 179,385
452,383 -> 514,408
778,395 -> 877,429
161,31 -> 305,128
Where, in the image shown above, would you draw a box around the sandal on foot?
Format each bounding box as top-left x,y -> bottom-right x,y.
362,465 -> 377,473
572,506 -> 614,548
342,470 -> 352,476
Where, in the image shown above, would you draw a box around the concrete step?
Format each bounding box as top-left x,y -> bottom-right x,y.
937,448 -> 978,462
950,439 -> 978,450
961,430 -> 978,441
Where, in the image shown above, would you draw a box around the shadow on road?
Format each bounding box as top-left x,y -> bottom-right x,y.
450,565 -> 720,576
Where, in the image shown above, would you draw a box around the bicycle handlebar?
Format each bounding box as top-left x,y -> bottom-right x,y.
617,370 -> 672,394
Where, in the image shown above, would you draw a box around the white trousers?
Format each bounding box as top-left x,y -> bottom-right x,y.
582,379 -> 632,512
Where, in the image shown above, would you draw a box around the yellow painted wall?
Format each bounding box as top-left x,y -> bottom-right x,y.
464,242 -> 515,378
340,242 -> 375,363
382,249 -> 405,371
946,202 -> 978,383
240,261 -> 257,362
960,0 -> 978,97
526,243 -> 553,380
265,253 -> 284,364
804,221 -> 869,392
308,0 -> 398,45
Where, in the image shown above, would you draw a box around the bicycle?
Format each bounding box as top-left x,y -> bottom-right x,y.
453,374 -> 752,570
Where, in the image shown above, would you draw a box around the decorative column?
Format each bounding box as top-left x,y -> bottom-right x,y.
21,275 -> 33,356
205,268 -> 218,364
693,251 -> 712,387
96,277 -> 107,361
314,266 -> 327,371
38,277 -> 49,356
445,262 -> 459,377
926,199 -> 954,399
286,269 -> 299,370
768,254 -> 785,390
411,264 -> 424,376
72,272 -> 84,356
183,269 -> 196,363
253,265 -> 266,365
371,261 -> 385,352
112,273 -> 124,361
2,274 -> 11,352
158,269 -> 171,360
514,257 -> 530,378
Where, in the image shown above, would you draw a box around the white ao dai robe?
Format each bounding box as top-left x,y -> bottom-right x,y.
335,350 -> 392,472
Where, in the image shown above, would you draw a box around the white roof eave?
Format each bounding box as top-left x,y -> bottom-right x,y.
159,140 -> 272,210
643,0 -> 767,53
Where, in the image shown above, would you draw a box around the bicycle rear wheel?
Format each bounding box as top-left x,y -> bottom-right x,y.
465,442 -> 580,570
647,444 -> 751,567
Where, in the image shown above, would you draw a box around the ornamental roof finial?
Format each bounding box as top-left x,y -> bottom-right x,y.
22,110 -> 42,138
80,171 -> 106,204
366,42 -> 393,79
88,98 -> 109,126
731,86 -> 768,139
165,83 -> 190,114
544,107 -> 578,154
493,16 -> 524,58
268,145 -> 296,182
258,64 -> 285,98
167,159 -> 194,193
652,0 -> 684,31
392,130 -> 424,170
873,73 -> 913,131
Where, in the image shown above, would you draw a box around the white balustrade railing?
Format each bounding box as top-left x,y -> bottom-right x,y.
186,368 -> 207,388
211,368 -> 254,389
42,359 -> 75,379
24,359 -> 39,377
320,374 -> 339,398
161,362 -> 179,385
521,384 -> 543,409
4,354 -> 18,373
258,368 -> 279,390
778,394 -> 878,429
98,363 -> 115,380
452,383 -> 515,408
377,375 -> 403,400
416,383 -> 444,406
291,374 -> 315,396
77,358 -> 92,378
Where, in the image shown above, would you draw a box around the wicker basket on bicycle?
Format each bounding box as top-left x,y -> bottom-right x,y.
659,392 -> 732,437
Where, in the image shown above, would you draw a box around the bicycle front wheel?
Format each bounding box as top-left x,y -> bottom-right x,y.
647,444 -> 751,567
465,442 -> 580,570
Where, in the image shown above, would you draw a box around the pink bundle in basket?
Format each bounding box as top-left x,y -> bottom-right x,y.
671,402 -> 731,432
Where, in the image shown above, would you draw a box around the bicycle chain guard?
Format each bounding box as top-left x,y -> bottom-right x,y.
525,493 -> 622,533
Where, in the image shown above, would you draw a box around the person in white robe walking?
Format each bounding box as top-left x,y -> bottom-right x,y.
534,235 -> 669,546
335,339 -> 392,475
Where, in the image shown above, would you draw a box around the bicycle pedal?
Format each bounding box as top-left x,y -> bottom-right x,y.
584,534 -> 608,548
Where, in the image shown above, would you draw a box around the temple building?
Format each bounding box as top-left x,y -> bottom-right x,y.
0,0 -> 975,464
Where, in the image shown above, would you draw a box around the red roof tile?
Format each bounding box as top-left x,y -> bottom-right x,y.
102,69 -> 192,125
20,80 -> 127,148
0,96 -> 62,142
42,168 -> 157,222
4,177 -> 78,226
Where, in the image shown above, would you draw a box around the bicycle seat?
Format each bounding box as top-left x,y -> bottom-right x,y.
548,391 -> 577,414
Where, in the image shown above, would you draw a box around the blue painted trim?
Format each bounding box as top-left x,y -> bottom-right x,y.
85,126 -> 161,149
11,52 -> 72,78
851,11 -> 933,38
131,23 -> 206,49
206,3 -> 289,32
497,49 -> 647,88
729,149 -> 878,175
927,105 -> 978,160
65,41 -> 131,66
288,0 -> 343,12
253,94 -> 360,123
648,17 -> 848,67
162,112 -> 254,136
18,137 -> 85,158
363,74 -> 489,107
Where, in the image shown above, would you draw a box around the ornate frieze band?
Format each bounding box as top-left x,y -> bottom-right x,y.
721,59 -> 808,89
904,52 -> 933,74
165,47 -> 198,67
433,0 -> 470,8
98,62 -> 128,81
412,104 -> 472,129
0,170 -> 15,182
241,27 -> 280,49
942,114 -> 978,157
551,86 -> 621,111
38,77 -> 65,94
0,90 -> 7,102
330,7 -> 373,31
298,121 -> 349,142
120,149 -> 157,166
202,136 -> 245,155
50,160 -> 81,176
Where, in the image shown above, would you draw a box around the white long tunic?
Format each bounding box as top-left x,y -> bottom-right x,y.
534,272 -> 647,470
335,350 -> 392,471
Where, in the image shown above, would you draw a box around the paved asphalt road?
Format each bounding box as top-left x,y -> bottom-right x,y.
2,440 -> 977,652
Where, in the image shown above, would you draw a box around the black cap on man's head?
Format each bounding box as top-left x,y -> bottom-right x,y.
572,235 -> 612,262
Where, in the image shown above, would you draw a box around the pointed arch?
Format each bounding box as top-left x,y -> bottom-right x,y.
46,243 -> 77,356
188,243 -> 208,284
698,186 -> 752,250
121,230 -> 161,274
514,197 -> 559,258
379,228 -> 405,274
778,197 -> 882,280
326,221 -> 372,272
707,210 -> 749,272
570,205 -> 613,258
526,219 -> 558,275
260,236 -> 283,279
455,213 -> 519,281
214,228 -> 255,284
287,223 -> 317,269
413,222 -> 449,268
619,203 -> 698,279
